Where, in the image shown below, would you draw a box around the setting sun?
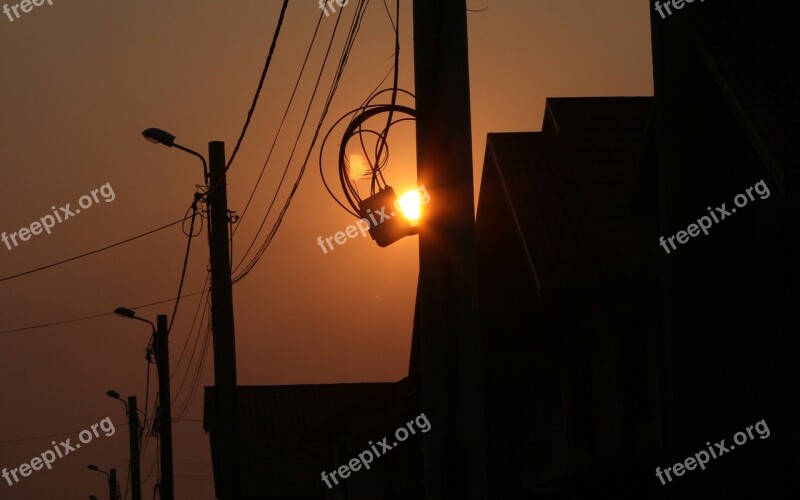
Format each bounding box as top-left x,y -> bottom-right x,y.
397,189 -> 422,221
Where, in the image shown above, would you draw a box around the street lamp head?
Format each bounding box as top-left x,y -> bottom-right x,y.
358,186 -> 416,247
106,389 -> 129,414
113,307 -> 136,319
87,464 -> 111,477
141,127 -> 210,183
142,128 -> 175,147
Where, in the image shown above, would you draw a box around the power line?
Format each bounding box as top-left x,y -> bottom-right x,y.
233,0 -> 370,282
225,0 -> 291,173
0,422 -> 128,445
372,0 -> 401,194
231,5 -> 325,239
14,460 -> 129,477
232,7 -> 337,276
173,313 -> 212,421
0,216 -> 190,284
170,285 -> 210,411
318,0 -> 413,216
144,460 -> 209,465
140,347 -> 154,476
170,274 -> 210,379
136,202 -> 200,484
167,202 -> 201,334
0,289 -> 207,335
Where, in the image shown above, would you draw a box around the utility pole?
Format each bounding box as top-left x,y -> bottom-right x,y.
109,468 -> 118,500
127,396 -> 142,500
155,315 -> 174,500
207,141 -> 239,499
413,0 -> 488,498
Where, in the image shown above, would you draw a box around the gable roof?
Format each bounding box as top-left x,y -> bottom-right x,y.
686,1 -> 799,192
477,97 -> 658,296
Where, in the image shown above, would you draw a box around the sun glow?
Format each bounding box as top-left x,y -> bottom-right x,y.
397,189 -> 422,221
346,153 -> 372,180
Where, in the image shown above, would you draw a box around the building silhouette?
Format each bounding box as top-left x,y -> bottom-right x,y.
203,1 -> 799,497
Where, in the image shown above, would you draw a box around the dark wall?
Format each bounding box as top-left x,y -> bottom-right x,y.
652,1 -> 800,497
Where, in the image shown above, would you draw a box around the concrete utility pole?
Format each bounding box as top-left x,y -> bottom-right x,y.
207,141 -> 239,499
155,315 -> 174,500
412,0 -> 488,498
127,396 -> 142,500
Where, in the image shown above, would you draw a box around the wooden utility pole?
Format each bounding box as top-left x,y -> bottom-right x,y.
109,468 -> 118,500
207,141 -> 239,498
155,315 -> 174,500
127,396 -> 142,500
412,0 -> 488,497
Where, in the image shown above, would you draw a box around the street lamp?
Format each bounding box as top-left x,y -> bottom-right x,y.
113,308 -> 155,363
113,307 -> 154,329
87,465 -> 117,500
106,390 -> 142,500
142,128 -> 209,182
142,126 -> 239,497
106,389 -> 123,404
106,390 -> 147,420
114,309 -> 173,500
358,186 -> 426,247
